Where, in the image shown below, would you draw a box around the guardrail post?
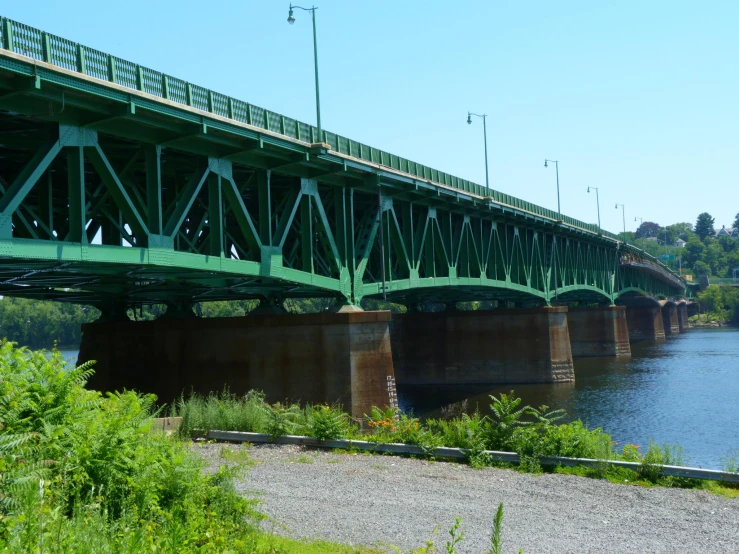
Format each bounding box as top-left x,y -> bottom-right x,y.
1,18 -> 13,51
162,75 -> 169,99
186,83 -> 193,106
107,55 -> 117,83
76,44 -> 86,74
41,32 -> 50,62
207,90 -> 214,113
136,66 -> 144,91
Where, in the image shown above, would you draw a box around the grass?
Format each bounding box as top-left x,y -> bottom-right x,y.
257,536 -> 385,553
292,454 -> 315,464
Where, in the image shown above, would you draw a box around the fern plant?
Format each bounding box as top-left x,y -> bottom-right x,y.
486,391 -> 531,450
307,405 -> 353,440
0,343 -> 96,513
489,502 -> 504,554
266,402 -> 304,438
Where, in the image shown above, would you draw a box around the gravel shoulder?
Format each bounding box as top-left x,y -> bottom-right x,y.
198,443 -> 739,554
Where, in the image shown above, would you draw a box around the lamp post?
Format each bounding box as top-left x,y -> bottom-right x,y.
287,4 -> 322,140
467,112 -> 489,189
587,186 -> 601,229
615,203 -> 626,237
634,216 -> 642,236
544,159 -> 560,215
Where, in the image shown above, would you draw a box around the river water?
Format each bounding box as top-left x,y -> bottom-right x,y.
398,326 -> 739,469
57,327 -> 738,469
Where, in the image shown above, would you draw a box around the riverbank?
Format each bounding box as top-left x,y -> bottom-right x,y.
199,443 -> 739,553
688,315 -> 735,327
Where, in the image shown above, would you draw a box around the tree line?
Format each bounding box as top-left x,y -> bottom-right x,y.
628,211 -> 739,278
0,296 -> 352,348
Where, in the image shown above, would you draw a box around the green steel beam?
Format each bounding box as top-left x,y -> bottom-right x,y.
0,18 -> 686,310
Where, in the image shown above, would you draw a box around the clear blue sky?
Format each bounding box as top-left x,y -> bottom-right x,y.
4,1 -> 737,235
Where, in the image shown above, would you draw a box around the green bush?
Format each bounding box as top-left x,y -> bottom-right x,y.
308,405 -> 355,441
0,342 -> 265,552
266,402 -> 306,438
427,412 -> 488,451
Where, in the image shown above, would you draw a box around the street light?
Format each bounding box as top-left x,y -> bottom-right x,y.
587,186 -> 601,229
467,112 -> 489,189
544,159 -> 561,215
615,203 -> 626,236
287,4 -> 322,140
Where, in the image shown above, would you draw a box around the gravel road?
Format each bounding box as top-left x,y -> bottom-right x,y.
198,443 -> 739,553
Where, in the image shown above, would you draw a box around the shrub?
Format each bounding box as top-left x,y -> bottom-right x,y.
485,392 -> 531,450
639,441 -> 665,483
0,342 -> 263,552
308,405 -> 355,440
427,412 -> 488,451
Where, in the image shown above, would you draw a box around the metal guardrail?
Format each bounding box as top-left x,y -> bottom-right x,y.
0,15 -> 684,288
204,430 -> 739,484
708,278 -> 739,285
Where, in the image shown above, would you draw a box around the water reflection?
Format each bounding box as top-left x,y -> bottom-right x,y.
398,327 -> 739,469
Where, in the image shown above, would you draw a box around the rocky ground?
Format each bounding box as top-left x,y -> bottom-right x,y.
198,443 -> 739,553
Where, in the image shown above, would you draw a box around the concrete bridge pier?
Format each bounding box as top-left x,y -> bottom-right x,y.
660,301 -> 680,335
618,297 -> 666,342
390,306 -> 574,386
567,306 -> 631,358
80,311 -> 396,419
677,302 -> 689,332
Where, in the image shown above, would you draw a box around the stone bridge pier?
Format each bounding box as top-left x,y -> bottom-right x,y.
660,300 -> 680,335
676,301 -> 690,332
566,306 -> 631,358
389,307 -> 574,386
617,297 -> 666,342
81,311 -> 396,419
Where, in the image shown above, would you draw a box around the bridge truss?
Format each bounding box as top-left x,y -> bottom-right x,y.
0,17 -> 686,313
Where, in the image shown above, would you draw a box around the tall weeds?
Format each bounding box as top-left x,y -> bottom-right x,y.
0,341 -> 265,552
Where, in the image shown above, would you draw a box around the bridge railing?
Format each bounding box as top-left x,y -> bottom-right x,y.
0,15 -> 684,289
0,17 -> 606,229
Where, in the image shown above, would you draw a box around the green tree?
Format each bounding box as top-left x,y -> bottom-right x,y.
718,234 -> 737,253
704,242 -> 728,276
696,285 -> 739,322
695,212 -> 715,241
693,260 -> 710,276
0,298 -> 99,347
733,212 -> 739,230
635,221 -> 662,239
683,237 -> 705,267
664,222 -> 694,246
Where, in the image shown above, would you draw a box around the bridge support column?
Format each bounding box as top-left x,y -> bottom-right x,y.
567,306 -> 631,358
677,303 -> 689,332
623,304 -> 666,342
80,311 -> 396,419
390,306 -> 574,385
661,303 -> 680,335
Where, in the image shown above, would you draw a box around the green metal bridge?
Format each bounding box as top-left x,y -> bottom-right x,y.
0,16 -> 687,315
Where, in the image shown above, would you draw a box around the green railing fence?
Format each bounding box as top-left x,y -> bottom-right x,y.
0,15 -> 685,286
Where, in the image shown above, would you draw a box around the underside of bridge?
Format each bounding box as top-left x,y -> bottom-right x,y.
0,16 -> 691,413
